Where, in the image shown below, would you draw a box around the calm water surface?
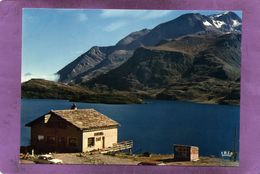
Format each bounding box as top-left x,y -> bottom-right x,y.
21,99 -> 239,157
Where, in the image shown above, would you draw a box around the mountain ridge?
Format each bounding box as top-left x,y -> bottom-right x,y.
82,32 -> 241,104
57,11 -> 241,83
85,32 -> 240,89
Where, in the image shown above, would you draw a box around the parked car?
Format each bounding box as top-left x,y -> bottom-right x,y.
34,154 -> 63,164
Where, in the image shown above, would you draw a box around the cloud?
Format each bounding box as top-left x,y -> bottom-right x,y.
142,11 -> 172,19
101,10 -> 145,18
22,73 -> 60,82
103,21 -> 128,32
78,13 -> 88,22
24,72 -> 32,76
100,10 -> 172,20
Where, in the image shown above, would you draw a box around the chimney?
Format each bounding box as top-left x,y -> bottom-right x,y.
71,103 -> 77,110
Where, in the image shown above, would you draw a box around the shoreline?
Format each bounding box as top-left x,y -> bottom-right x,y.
21,97 -> 240,106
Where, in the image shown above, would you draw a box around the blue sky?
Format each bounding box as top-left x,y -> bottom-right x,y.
22,9 -> 242,82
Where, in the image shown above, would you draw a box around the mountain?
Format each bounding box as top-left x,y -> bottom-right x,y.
208,11 -> 242,31
57,46 -> 110,82
84,32 -> 241,104
115,28 -> 151,50
57,11 -> 241,83
126,12 -> 241,47
57,29 -> 150,83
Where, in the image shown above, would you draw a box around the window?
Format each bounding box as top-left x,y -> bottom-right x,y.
47,136 -> 55,144
38,135 -> 44,141
69,138 -> 77,147
88,137 -> 95,147
96,137 -> 101,141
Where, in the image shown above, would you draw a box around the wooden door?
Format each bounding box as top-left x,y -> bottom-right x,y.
102,137 -> 105,148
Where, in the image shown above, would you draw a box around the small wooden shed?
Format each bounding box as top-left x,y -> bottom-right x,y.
26,106 -> 119,153
173,144 -> 199,161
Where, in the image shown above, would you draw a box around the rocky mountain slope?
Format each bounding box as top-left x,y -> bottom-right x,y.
57,29 -> 150,83
84,32 -> 241,104
57,11 -> 241,83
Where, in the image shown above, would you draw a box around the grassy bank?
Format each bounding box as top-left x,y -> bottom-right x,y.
22,79 -> 143,104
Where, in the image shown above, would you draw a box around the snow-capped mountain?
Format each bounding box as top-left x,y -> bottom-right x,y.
205,11 -> 242,32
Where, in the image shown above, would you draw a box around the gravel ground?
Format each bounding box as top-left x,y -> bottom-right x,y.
20,153 -> 239,166
53,153 -> 139,165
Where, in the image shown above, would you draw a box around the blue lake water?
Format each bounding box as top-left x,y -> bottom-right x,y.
21,99 -> 239,157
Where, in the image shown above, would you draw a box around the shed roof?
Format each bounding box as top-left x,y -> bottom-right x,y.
26,108 -> 119,130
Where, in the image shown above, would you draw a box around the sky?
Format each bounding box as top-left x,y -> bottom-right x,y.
22,9 -> 242,82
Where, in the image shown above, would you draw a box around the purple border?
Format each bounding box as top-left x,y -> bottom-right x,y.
0,0 -> 260,173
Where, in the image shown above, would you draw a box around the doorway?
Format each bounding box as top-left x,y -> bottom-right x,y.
102,137 -> 105,148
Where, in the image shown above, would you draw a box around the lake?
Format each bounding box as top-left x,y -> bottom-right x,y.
21,99 -> 240,157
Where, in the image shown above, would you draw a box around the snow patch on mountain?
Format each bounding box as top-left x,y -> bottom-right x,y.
212,20 -> 225,28
232,20 -> 241,27
203,20 -> 213,26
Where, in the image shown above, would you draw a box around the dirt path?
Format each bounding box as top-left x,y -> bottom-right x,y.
53,153 -> 139,165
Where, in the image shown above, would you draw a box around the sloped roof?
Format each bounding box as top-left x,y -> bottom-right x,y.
26,109 -> 119,130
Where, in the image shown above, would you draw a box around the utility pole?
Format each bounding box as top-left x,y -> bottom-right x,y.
233,126 -> 237,162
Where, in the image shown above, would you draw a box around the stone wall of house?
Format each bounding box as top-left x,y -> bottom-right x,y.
30,114 -> 82,153
82,127 -> 118,152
